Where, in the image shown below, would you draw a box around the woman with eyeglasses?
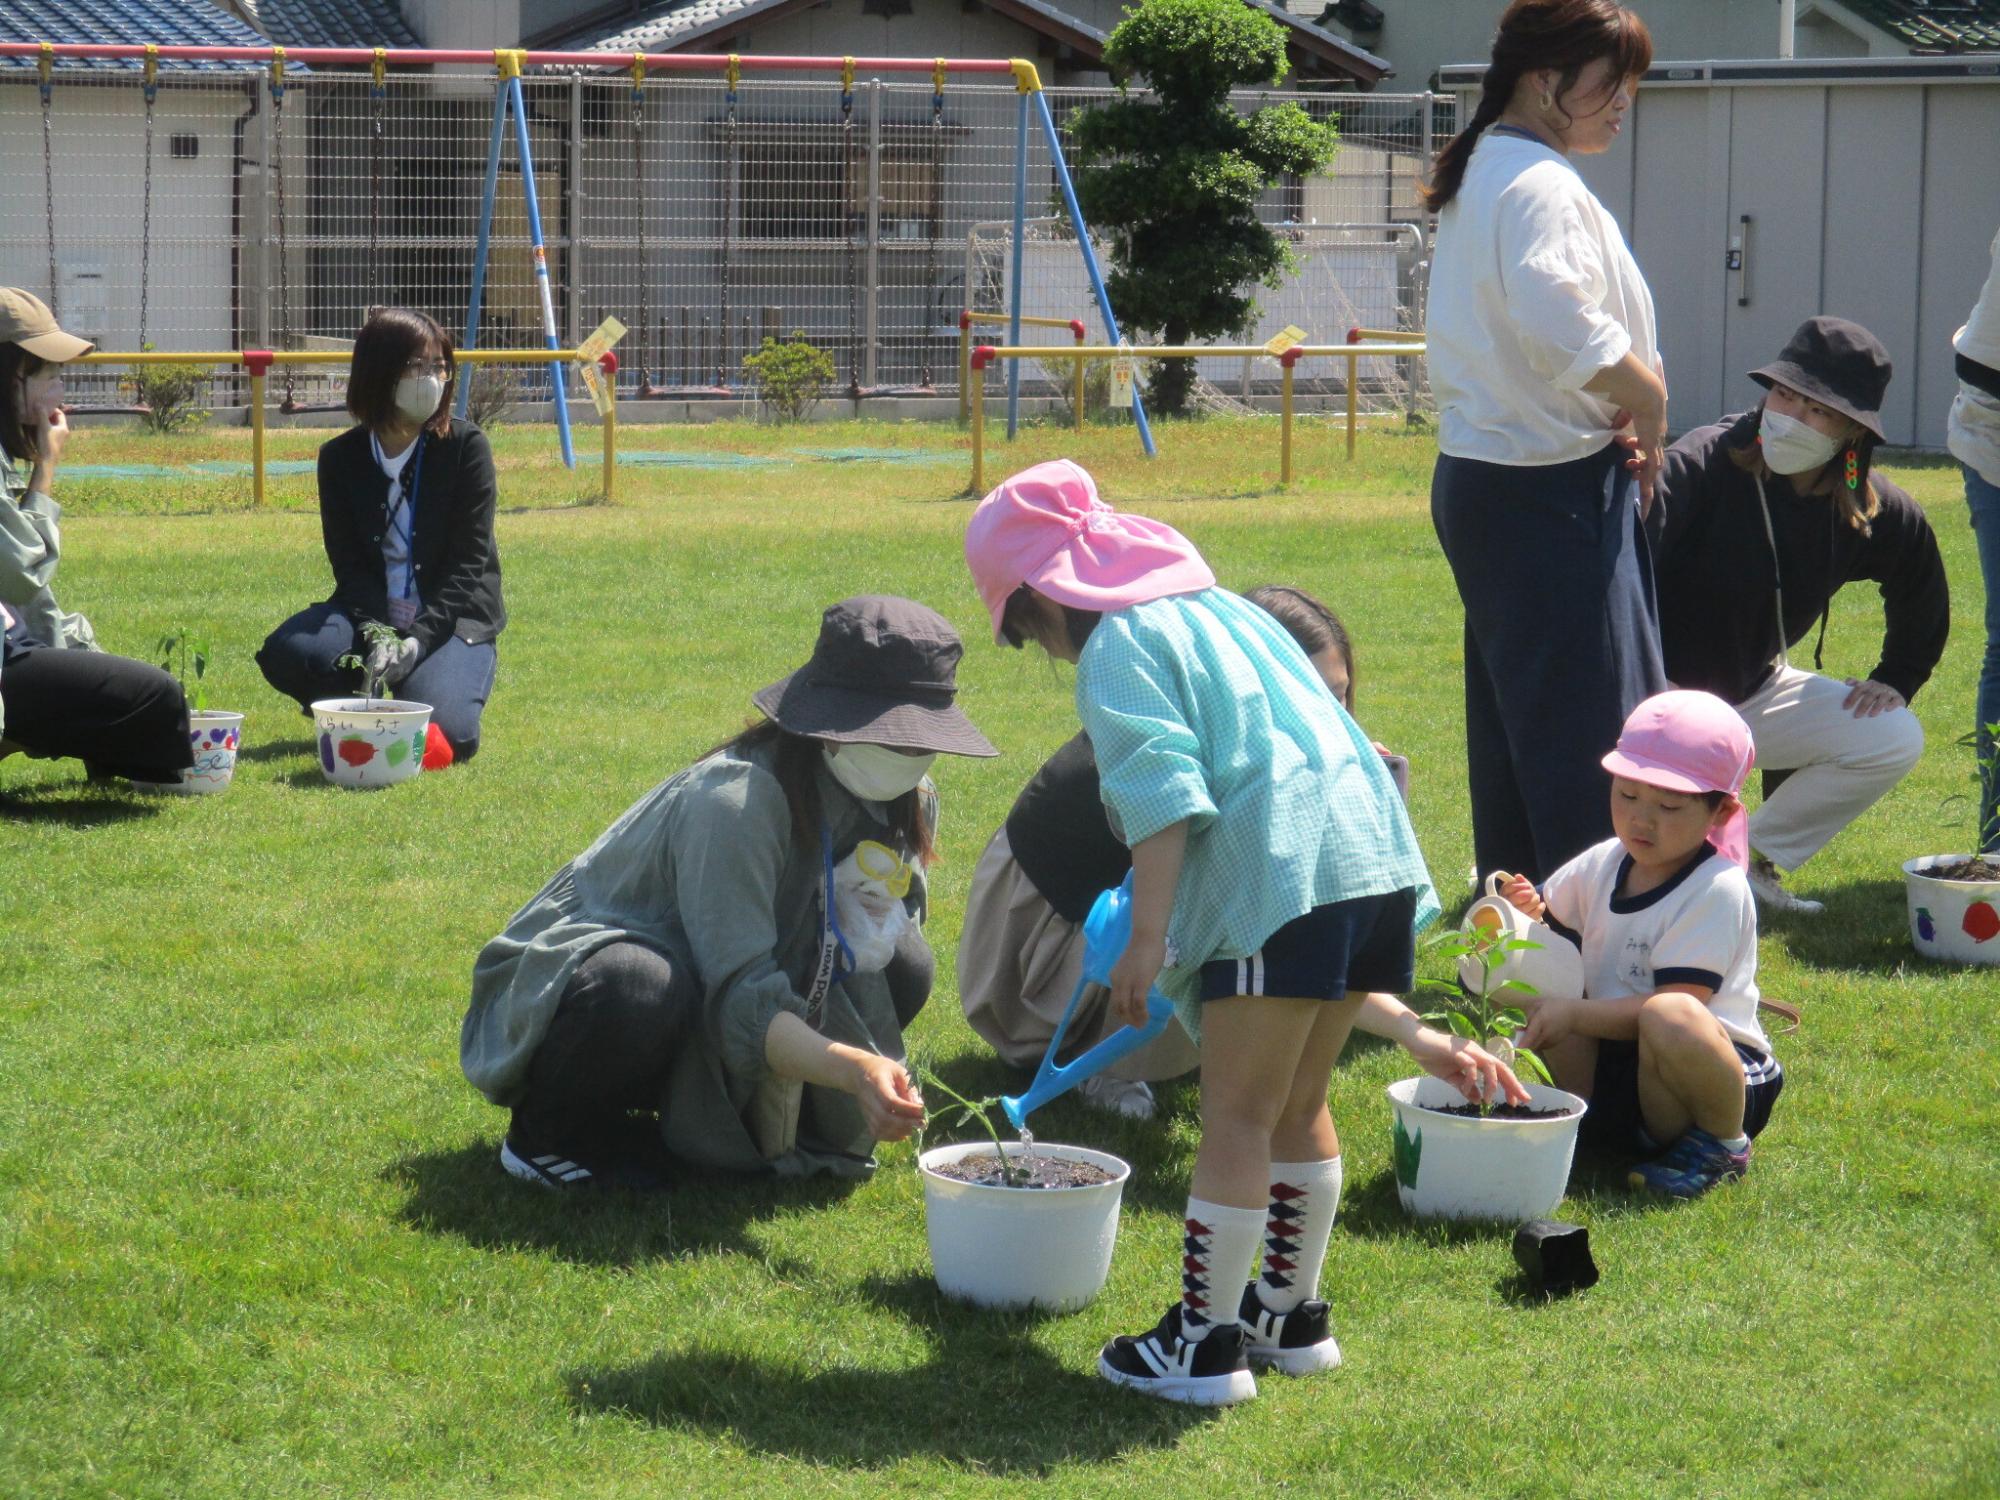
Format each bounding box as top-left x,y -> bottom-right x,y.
256,307 -> 505,765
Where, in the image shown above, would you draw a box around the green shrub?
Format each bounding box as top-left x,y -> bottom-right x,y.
743,331 -> 836,422
119,344 -> 211,434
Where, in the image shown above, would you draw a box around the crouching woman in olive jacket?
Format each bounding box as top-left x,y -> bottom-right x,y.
460,596 -> 997,1190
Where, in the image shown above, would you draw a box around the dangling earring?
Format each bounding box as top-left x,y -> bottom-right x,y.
1539,90 -> 1553,111
1844,449 -> 1859,492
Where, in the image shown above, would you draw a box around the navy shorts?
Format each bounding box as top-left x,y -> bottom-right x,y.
1198,889 -> 1418,1003
1579,1038 -> 1784,1149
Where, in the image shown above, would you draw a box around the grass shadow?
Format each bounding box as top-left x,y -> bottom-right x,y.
386,1140 -> 860,1269
1763,876 -> 1924,975
566,1270 -> 1209,1471
237,736 -> 317,764
0,782 -> 164,825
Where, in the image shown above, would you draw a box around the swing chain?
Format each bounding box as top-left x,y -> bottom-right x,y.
40,43 -> 57,315
270,49 -> 298,408
368,49 -> 386,314
631,55 -> 654,393
842,63 -> 859,400
923,59 -> 946,388
139,46 -> 158,349
720,61 -> 738,388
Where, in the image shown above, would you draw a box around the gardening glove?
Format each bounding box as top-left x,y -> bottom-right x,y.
382,635 -> 421,687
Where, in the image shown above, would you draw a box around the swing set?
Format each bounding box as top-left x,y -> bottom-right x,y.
9,41 -> 1153,457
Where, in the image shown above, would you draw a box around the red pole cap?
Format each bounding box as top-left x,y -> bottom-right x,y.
1346,326 -> 1363,344
970,344 -> 997,370
1068,319 -> 1087,341
1279,347 -> 1304,368
959,309 -> 972,330
598,350 -> 619,374
243,350 -> 275,375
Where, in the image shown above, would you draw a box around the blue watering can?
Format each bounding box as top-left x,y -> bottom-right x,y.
1000,872 -> 1176,1130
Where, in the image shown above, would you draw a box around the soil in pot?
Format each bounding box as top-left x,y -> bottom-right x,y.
1928,856 -> 2000,883
930,1148 -> 1116,1189
1420,1100 -> 1578,1121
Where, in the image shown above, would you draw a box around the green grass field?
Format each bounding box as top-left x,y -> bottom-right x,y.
4,415 -> 1996,1498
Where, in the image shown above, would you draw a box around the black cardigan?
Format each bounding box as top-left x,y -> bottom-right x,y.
1649,411 -> 1948,706
316,417 -> 506,656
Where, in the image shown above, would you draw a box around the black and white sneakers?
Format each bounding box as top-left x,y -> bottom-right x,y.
1097,1305 -> 1258,1406
1237,1284 -> 1342,1375
499,1137 -> 600,1191
499,1117 -> 672,1194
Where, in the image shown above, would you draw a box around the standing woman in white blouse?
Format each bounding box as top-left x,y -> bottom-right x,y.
1423,0 -> 1668,884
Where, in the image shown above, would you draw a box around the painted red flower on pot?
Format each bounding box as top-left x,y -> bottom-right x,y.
1962,901 -> 2000,945
337,738 -> 377,768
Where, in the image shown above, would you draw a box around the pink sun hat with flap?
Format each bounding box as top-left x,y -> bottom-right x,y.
1601,690 -> 1758,867
963,459 -> 1216,642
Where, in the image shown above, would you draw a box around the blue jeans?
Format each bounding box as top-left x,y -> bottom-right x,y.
1969,465 -> 2000,851
256,602 -> 497,758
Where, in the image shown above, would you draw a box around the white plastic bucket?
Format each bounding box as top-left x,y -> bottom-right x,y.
1386,1076 -> 1587,1222
919,1141 -> 1131,1311
310,698 -> 432,789
1902,855 -> 2000,966
133,709 -> 244,795
1460,872 -> 1586,998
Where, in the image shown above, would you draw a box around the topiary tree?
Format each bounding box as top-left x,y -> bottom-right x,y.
1067,0 -> 1339,416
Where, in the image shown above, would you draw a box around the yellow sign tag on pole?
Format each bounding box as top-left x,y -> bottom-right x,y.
1264,324 -> 1308,357
579,359 -> 611,417
1110,337 -> 1135,408
576,315 -> 627,368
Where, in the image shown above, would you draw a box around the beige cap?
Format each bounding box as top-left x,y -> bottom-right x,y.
0,287 -> 93,363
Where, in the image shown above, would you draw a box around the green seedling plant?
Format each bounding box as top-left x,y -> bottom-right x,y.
156,629 -> 210,712
908,1054 -> 1027,1187
1418,924 -> 1554,1116
335,620 -> 405,708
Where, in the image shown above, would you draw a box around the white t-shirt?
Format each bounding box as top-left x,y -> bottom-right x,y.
1427,129 -> 1661,466
1540,836 -> 1769,1055
371,431 -> 420,630
1947,227 -> 2000,487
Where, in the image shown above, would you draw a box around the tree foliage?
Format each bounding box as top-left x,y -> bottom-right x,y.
1068,0 -> 1340,415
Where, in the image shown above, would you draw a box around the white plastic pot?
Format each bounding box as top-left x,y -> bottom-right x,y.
133,709 -> 244,795
310,698 -> 432,789
1902,855 -> 2000,966
1386,1076 -> 1587,1223
919,1141 -> 1131,1312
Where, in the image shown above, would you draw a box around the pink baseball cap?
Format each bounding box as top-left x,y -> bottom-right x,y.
963,459 -> 1215,642
1601,690 -> 1757,866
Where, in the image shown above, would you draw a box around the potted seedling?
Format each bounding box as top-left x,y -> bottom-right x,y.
310,620 -> 433,790
912,1059 -> 1133,1312
1902,722 -> 2000,966
133,629 -> 244,795
1384,925 -> 1589,1223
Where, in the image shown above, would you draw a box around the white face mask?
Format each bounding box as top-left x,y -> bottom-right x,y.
394,373 -> 444,424
823,742 -> 936,802
1758,407 -> 1842,476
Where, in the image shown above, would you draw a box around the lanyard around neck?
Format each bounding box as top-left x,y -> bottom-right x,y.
371,431 -> 426,599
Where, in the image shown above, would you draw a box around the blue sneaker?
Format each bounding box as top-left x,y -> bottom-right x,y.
1629,1128 -> 1750,1199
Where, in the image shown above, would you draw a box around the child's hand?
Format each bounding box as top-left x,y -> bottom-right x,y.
1407,1026 -> 1534,1107
1519,996 -> 1575,1052
1108,932 -> 1166,1029
1499,872 -> 1546,921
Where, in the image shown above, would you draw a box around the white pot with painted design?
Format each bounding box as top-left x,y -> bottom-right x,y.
1386,1076 -> 1587,1222
311,698 -> 432,789
132,709 -> 245,794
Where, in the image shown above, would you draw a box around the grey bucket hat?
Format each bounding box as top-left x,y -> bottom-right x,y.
752,596 -> 998,757
1749,316 -> 1892,443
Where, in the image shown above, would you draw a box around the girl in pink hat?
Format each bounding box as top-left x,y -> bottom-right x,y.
1498,689 -> 1784,1198
965,460 -> 1482,1406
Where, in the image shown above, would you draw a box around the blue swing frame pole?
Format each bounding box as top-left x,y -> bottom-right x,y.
455,72 -> 510,420
1031,87 -> 1154,457
1006,89 -> 1027,442
506,69 -> 575,468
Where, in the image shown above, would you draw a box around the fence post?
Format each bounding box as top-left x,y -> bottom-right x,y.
244,350 -> 273,506
567,74 -> 585,348
255,84 -> 273,348
958,310 -> 971,423
1345,349 -> 1359,460
865,80 -> 882,390
1070,318 -> 1086,433
970,345 -> 989,493
1280,348 -> 1298,486
600,351 -> 618,503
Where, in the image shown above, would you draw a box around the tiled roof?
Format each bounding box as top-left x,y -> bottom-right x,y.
0,0 -> 271,69
255,0 -> 419,49
551,0 -> 786,54
1242,0 -> 1390,78
1835,0 -> 2000,51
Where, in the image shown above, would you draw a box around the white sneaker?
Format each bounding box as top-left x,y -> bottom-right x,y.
1748,859 -> 1824,916
1079,1073 -> 1156,1120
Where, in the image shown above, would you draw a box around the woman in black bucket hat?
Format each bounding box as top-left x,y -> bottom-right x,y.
1649,317 -> 1949,915
460,596 -> 997,1190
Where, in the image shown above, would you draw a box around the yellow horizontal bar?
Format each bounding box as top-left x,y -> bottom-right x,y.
963,313 -> 1084,329
979,343 -> 1426,360
74,347 -> 588,367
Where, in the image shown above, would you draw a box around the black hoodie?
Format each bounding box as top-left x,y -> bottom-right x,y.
1648,410 -> 1948,706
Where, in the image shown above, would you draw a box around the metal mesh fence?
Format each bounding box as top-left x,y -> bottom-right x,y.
0,61 -> 1447,413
